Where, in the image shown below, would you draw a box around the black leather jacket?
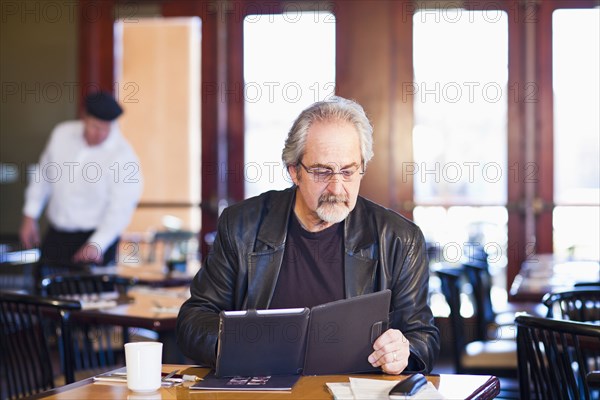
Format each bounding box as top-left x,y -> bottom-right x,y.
176,187 -> 440,373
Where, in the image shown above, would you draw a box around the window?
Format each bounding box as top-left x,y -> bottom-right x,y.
243,12 -> 336,198
552,9 -> 600,260
412,9 -> 509,302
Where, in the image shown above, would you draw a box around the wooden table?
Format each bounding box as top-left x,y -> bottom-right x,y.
30,365 -> 501,399
71,286 -> 189,363
510,254 -> 599,302
91,262 -> 197,287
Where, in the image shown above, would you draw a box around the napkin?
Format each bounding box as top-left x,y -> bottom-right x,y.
326,377 -> 446,400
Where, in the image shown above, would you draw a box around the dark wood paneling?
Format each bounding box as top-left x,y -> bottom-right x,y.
162,1 -> 219,258
225,7 -> 245,203
506,0 -> 528,293
78,0 -> 116,105
390,0 -> 415,220
336,0 -> 393,209
535,1 -> 556,255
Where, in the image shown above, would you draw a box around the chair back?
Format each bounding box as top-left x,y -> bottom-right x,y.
40,274 -> 134,298
516,314 -> 600,400
39,274 -> 136,374
463,260 -> 496,341
437,266 -> 518,379
543,287 -> 600,322
0,291 -> 81,399
574,281 -> 600,288
147,230 -> 196,264
436,267 -> 466,372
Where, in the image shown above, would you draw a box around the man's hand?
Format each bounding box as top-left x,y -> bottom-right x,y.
72,242 -> 103,264
19,216 -> 40,249
368,328 -> 410,375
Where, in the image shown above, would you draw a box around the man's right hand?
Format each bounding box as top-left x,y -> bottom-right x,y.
20,216 -> 40,249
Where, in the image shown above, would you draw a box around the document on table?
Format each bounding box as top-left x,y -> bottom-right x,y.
326,377 -> 446,400
190,372 -> 300,391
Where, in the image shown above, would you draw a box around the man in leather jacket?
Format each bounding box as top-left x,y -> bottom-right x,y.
177,97 -> 440,374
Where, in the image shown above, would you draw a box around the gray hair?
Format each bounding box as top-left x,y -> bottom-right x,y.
281,96 -> 374,168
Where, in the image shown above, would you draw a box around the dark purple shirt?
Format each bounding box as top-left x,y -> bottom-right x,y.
270,213 -> 345,309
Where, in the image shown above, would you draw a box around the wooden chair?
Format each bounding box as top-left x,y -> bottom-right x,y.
588,371 -> 600,390
147,230 -> 196,265
436,267 -> 518,379
515,314 -> 600,400
543,287 -> 600,322
575,281 -> 600,288
0,291 -> 81,399
39,274 -> 136,376
462,259 -> 545,341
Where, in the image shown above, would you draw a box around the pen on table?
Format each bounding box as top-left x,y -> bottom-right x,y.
161,373 -> 203,382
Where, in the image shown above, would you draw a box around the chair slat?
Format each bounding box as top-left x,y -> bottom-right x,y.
516,314 -> 600,400
0,291 -> 80,399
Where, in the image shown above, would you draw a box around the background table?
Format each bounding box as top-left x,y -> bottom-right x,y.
510,254 -> 599,302
70,286 -> 189,363
91,262 -> 196,287
30,365 -> 500,399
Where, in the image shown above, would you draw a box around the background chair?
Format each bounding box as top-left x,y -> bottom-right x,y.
436,267 -> 519,379
588,371 -> 600,391
543,287 -> 600,323
0,291 -> 81,399
575,281 -> 600,288
516,314 -> 600,400
0,262 -> 37,295
462,251 -> 546,341
34,263 -> 92,294
40,274 -> 136,378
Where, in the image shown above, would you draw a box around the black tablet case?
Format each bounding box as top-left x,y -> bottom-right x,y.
303,289 -> 391,375
214,290 -> 391,377
215,308 -> 310,377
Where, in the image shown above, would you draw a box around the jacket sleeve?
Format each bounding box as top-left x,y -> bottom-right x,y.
176,209 -> 238,366
390,227 -> 440,373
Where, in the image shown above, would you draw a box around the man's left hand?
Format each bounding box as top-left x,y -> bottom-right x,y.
72,243 -> 103,264
368,328 -> 410,375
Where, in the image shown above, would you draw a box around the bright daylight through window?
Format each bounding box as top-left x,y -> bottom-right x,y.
412,8 -> 509,313
552,9 -> 600,261
243,11 -> 335,198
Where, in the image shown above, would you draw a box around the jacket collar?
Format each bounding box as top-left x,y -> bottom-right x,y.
254,187 -> 377,252
248,187 -> 379,307
254,187 -> 296,251
345,196 -> 378,253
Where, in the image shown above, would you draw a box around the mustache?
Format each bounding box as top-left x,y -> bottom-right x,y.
318,193 -> 349,205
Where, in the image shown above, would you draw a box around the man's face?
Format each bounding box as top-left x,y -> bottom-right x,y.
83,115 -> 112,146
290,120 -> 364,229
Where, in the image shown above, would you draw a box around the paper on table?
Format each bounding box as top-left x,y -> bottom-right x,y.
326,378 -> 446,400
150,306 -> 180,314
326,383 -> 355,400
93,370 -> 182,386
80,300 -> 118,310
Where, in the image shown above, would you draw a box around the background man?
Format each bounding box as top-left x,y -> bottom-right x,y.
19,91 -> 143,268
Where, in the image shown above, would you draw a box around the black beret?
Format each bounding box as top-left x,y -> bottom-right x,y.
85,91 -> 123,121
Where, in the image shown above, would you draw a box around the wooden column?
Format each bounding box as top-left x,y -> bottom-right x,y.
391,0 -> 415,220
506,0 -> 530,295
78,0 -> 115,103
162,1 -> 219,257
534,1 -> 555,255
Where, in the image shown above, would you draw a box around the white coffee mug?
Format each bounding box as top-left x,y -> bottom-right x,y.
125,342 -> 163,393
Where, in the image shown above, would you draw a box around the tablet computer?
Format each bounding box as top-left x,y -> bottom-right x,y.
215,308 -> 310,377
303,289 -> 391,375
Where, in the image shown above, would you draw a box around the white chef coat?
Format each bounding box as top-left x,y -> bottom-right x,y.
23,120 -> 143,252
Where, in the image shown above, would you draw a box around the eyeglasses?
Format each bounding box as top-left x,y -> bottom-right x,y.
297,161 -> 365,183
